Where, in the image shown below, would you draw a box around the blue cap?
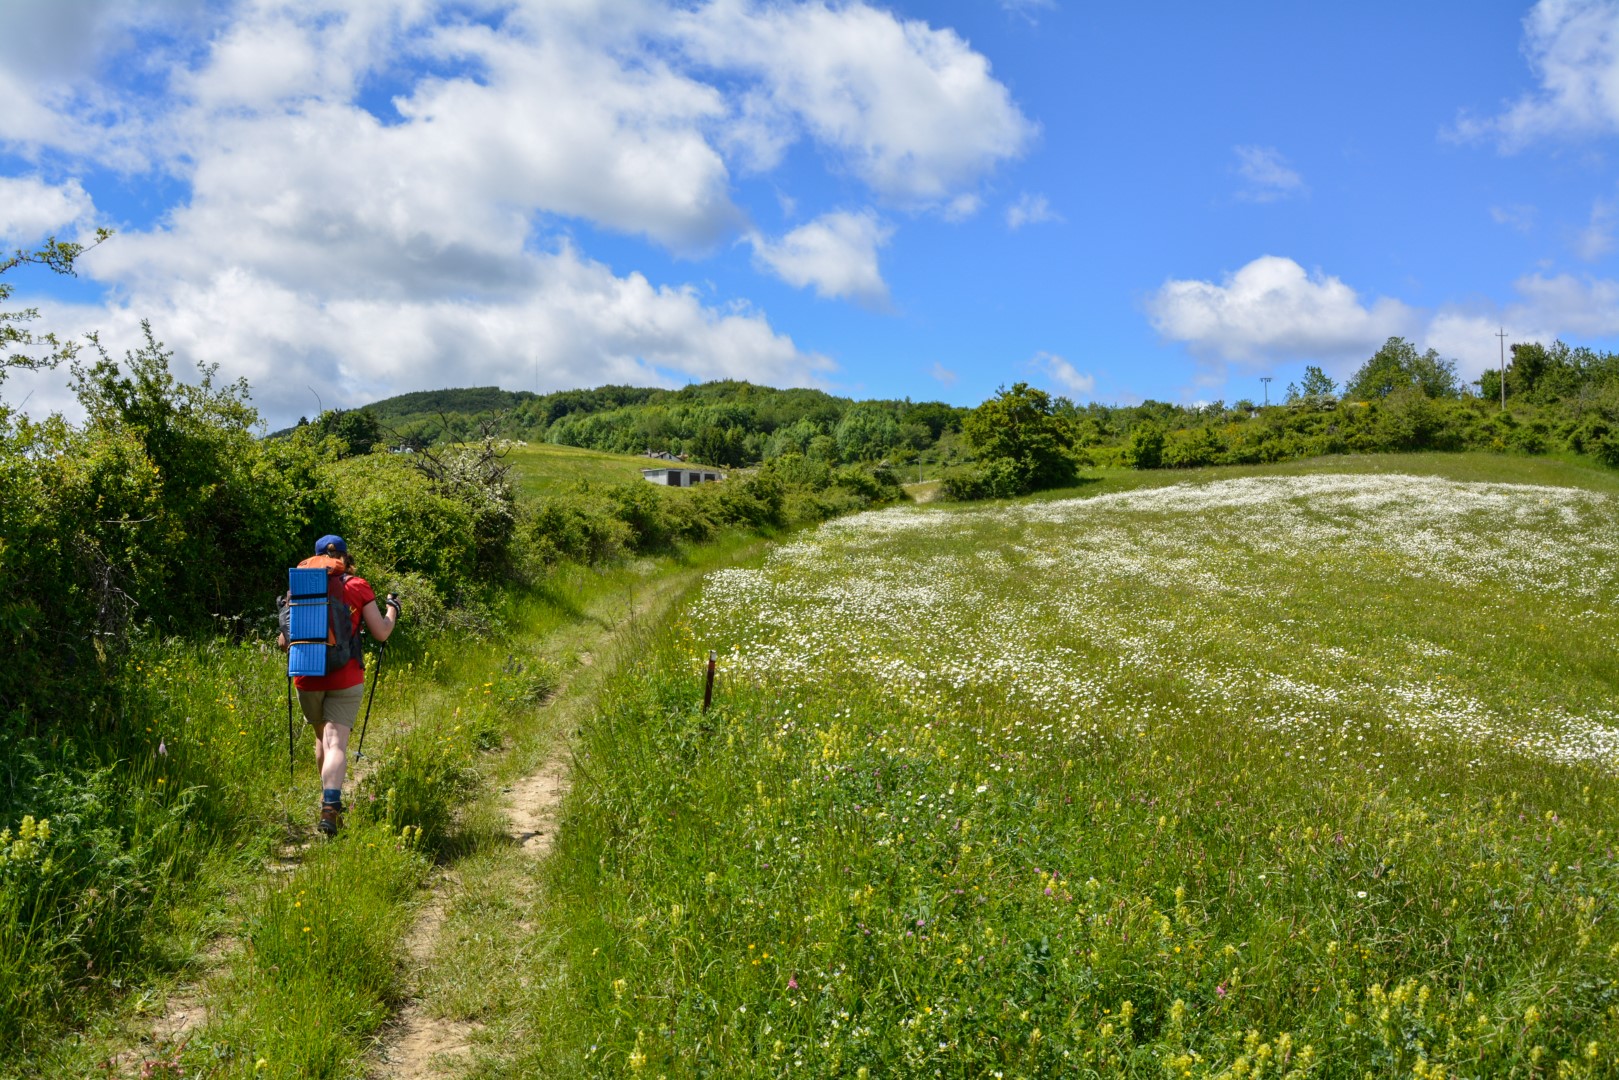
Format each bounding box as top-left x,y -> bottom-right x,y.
314,534 -> 347,555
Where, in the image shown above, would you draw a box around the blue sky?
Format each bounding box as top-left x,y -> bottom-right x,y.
3,0 -> 1619,427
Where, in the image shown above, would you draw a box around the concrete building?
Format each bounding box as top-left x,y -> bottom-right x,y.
641,467 -> 725,487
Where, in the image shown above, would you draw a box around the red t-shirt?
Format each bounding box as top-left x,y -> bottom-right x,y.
293,574 -> 376,692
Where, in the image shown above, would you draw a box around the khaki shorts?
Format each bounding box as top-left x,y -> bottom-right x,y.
297,683 -> 364,730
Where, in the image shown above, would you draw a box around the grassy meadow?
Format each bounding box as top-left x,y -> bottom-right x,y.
498,455 -> 1619,1078
505,441 -> 666,498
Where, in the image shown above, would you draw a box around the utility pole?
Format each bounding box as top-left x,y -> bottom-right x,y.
1260,376 -> 1273,406
1495,327 -> 1508,410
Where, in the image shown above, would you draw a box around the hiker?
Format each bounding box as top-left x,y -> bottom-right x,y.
276,534 -> 400,835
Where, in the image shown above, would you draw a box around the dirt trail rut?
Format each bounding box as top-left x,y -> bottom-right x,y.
372,572 -> 697,1078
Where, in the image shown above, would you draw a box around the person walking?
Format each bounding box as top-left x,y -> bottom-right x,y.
277,534 -> 400,835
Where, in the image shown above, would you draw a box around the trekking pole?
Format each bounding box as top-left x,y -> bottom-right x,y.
285,676 -> 295,783
355,641 -> 386,761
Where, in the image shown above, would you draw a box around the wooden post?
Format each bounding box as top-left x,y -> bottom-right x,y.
702,650 -> 716,712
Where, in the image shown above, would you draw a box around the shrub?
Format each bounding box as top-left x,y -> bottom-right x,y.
940,458 -> 1023,500
322,455 -> 477,599
521,491 -> 634,568
1126,423 -> 1164,469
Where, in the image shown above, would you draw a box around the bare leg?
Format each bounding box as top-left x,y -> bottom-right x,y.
320,722 -> 351,793
311,720 -> 327,777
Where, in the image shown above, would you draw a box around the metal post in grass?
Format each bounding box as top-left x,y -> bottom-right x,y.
702,650 -> 716,713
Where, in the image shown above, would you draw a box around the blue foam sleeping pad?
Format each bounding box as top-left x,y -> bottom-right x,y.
287,566 -> 330,677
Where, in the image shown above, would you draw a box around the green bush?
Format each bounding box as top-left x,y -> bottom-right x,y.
1127,423 -> 1165,469
522,490 -> 634,568
322,455 -> 477,598
940,458 -> 1023,500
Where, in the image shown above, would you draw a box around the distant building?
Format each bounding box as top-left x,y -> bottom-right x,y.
642,467 -> 725,487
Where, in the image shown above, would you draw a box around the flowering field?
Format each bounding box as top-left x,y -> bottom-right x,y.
515,464 -> 1619,1078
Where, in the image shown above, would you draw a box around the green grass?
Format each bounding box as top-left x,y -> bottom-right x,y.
3,532 -> 774,1079
490,454 -> 1619,1078
504,442 -> 665,498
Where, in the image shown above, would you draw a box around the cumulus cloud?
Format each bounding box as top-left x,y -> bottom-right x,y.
1032,351 -> 1095,397
1005,193 -> 1060,229
1147,255 -> 1619,388
1232,145 -> 1305,202
751,210 -> 893,305
1510,272 -> 1619,336
0,0 -> 1035,423
21,243 -> 832,424
1426,274 -> 1619,381
0,177 -> 96,244
1147,255 -> 1416,365
677,0 -> 1034,204
1451,0 -> 1619,149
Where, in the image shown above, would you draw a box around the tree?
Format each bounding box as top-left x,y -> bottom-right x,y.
1345,337 -> 1460,400
1,231 -> 111,394
1408,349 -> 1461,398
1346,338 -> 1418,399
690,423 -> 748,467
833,403 -> 901,461
309,407 -> 382,456
1300,365 -> 1337,397
963,382 -> 1076,491
902,400 -> 964,441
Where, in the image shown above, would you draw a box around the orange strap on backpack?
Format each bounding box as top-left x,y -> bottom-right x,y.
295,555 -> 350,646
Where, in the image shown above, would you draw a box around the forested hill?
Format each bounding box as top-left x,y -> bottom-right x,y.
292,380 -> 971,469
284,336 -> 1619,484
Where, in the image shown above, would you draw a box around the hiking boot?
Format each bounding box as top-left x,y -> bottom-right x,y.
318,802 -> 343,837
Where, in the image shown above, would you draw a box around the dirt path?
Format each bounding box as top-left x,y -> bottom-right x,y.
372,875 -> 475,1079
369,563 -> 715,1079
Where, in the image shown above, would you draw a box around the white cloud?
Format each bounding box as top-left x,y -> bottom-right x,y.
1451,0 -> 1619,149
1232,145 -> 1305,203
929,361 -> 957,385
1427,274 -> 1619,382
1032,351 -> 1095,397
0,177 -> 96,244
1424,311 -> 1555,383
750,210 -> 893,305
1147,255 -> 1416,364
1510,272 -> 1619,336
1005,192 -> 1060,229
0,0 -> 1036,423
18,243 -> 833,424
677,0 -> 1034,204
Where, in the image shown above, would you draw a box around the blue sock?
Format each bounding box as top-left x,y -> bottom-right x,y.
322,788 -> 342,807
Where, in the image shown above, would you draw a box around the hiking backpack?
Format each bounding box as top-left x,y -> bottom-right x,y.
279,555 -> 366,677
